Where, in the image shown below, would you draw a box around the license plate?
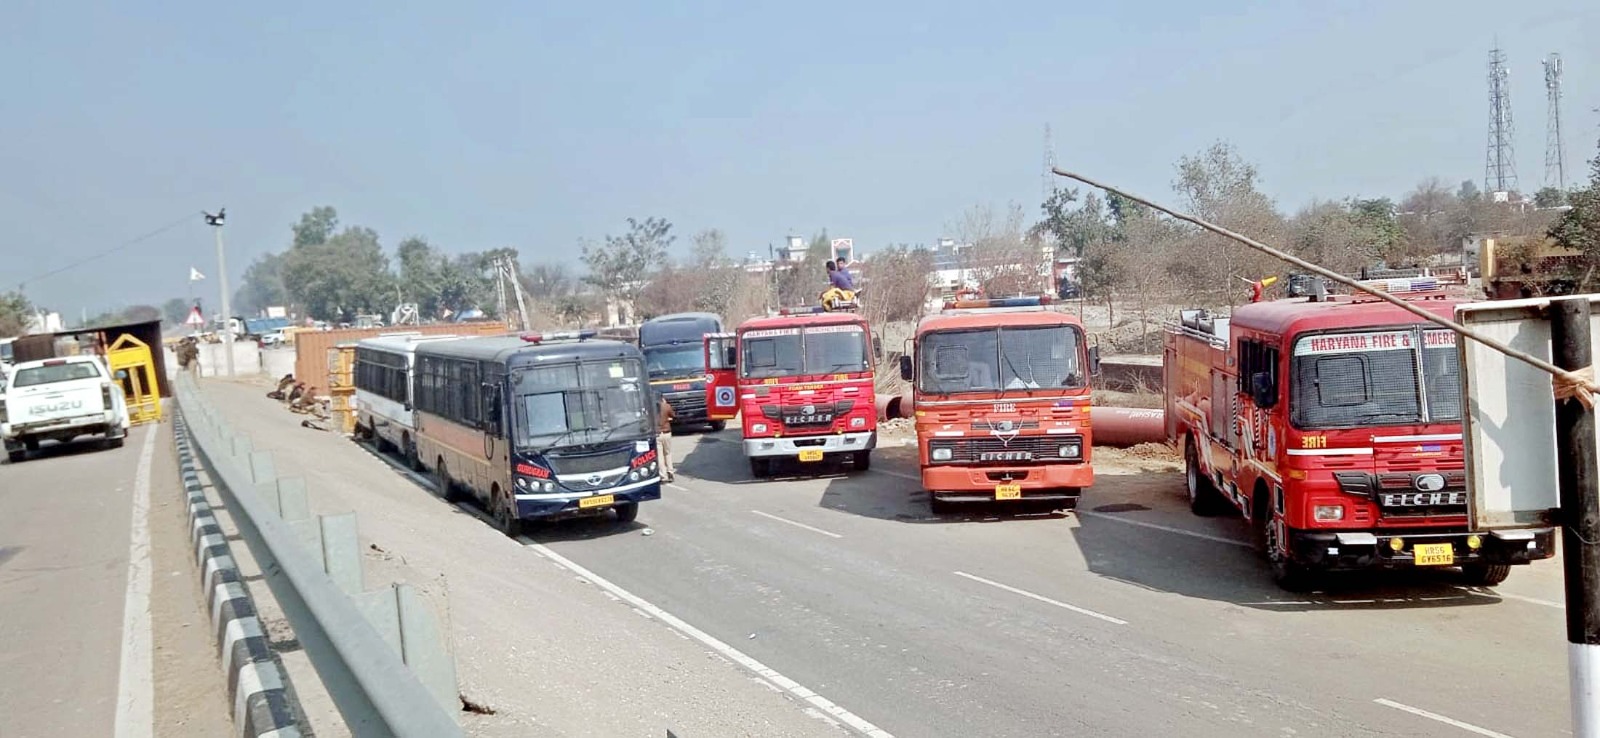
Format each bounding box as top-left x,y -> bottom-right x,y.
995,484 -> 1022,500
578,494 -> 615,509
798,449 -> 824,462
1413,542 -> 1454,566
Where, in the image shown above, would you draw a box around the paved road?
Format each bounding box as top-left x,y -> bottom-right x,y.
0,424 -> 230,738
202,378 -> 1571,737
533,435 -> 1569,738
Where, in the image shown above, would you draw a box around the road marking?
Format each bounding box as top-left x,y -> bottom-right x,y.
1076,510 -> 1253,548
953,571 -> 1127,625
520,538 -> 894,738
1459,588 -> 1562,609
114,427 -> 156,738
876,469 -> 920,482
1374,698 -> 1515,738
666,483 -> 690,492
751,510 -> 844,539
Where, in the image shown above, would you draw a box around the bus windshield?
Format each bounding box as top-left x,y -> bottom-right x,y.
1290,327 -> 1459,429
918,325 -> 1084,394
644,345 -> 704,379
740,325 -> 868,379
511,359 -> 650,449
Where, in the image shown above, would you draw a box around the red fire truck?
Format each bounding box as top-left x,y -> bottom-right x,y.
898,294 -> 1098,513
705,306 -> 880,477
1164,277 -> 1556,589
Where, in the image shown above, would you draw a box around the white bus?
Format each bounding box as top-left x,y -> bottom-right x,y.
353,333 -> 461,470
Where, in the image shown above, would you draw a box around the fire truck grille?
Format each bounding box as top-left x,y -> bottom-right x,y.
928,435 -> 1084,464
1332,470 -> 1468,517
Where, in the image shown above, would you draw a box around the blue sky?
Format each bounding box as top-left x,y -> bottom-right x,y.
2,0 -> 1596,316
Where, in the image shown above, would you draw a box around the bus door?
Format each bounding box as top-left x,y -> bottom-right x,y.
703,332 -> 739,422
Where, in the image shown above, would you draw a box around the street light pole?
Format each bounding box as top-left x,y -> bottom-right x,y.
204,209 -> 233,378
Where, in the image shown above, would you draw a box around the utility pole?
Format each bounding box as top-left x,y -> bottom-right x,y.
1552,297 -> 1600,737
204,208 -> 233,377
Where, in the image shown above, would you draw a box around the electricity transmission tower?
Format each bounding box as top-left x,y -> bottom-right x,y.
1544,53 -> 1567,193
1485,47 -> 1518,197
493,254 -> 533,332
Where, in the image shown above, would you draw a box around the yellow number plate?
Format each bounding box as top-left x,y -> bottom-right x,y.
579,494 -> 615,509
1413,542 -> 1454,566
798,449 -> 824,462
995,484 -> 1022,500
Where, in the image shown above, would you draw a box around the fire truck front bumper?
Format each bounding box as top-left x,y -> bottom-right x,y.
923,464 -> 1093,499
743,431 -> 876,459
1288,528 -> 1558,570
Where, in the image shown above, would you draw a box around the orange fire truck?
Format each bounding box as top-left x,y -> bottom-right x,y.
1164,276 -> 1556,589
899,295 -> 1098,513
706,306 -> 880,478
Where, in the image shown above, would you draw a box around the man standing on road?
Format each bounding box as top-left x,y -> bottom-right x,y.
656,393 -> 676,482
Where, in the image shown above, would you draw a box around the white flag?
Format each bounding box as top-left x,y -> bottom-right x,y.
189,267 -> 205,281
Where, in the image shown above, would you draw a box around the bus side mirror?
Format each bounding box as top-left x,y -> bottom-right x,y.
1251,372 -> 1276,408
899,355 -> 914,381
1088,346 -> 1102,377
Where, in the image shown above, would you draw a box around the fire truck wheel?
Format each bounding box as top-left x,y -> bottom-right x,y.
930,496 -> 955,516
1461,563 -> 1511,587
852,451 -> 872,471
1263,514 -> 1314,591
1185,437 -> 1226,516
709,421 -> 727,432
750,457 -> 772,478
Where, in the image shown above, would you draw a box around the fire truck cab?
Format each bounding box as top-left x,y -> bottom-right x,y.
1165,278 -> 1556,589
709,306 -> 879,478
901,295 -> 1097,513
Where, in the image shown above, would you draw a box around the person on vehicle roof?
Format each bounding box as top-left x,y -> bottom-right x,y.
826,260 -> 855,291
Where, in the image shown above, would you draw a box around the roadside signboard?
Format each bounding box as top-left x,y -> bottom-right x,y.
1458,295 -> 1600,529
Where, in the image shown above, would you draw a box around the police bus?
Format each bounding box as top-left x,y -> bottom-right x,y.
412,331 -> 662,535
353,333 -> 461,470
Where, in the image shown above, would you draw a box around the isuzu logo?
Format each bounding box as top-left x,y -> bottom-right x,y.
1414,474 -> 1446,492
30,400 -> 82,414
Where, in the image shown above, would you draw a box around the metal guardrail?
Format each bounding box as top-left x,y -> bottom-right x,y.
175,374 -> 463,737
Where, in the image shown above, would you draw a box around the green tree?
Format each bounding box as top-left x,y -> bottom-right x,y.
281,225 -> 395,322
1173,141 -> 1285,304
582,217 -> 675,321
1349,197 -> 1407,265
1457,180 -> 1482,202
1549,142 -> 1600,289
293,206 -> 340,249
1535,187 -> 1568,209
0,291 -> 33,337
396,237 -> 445,316
235,252 -> 290,315
160,298 -> 191,326
521,263 -> 574,300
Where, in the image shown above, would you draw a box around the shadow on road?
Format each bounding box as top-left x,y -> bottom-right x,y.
3,435 -> 126,465
1069,472 -> 1508,612
0,546 -> 23,569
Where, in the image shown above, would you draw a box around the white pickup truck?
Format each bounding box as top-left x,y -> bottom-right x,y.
1,355 -> 131,462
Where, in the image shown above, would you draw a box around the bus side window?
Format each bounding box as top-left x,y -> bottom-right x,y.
483,382 -> 502,434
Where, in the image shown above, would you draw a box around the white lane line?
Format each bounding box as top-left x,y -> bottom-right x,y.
666,483 -> 690,492
520,538 -> 893,738
114,427 -> 157,738
875,469 -> 920,482
1076,510 -> 1253,548
1374,698 -> 1515,738
953,571 -> 1127,625
751,510 -> 844,539
1459,588 -> 1563,609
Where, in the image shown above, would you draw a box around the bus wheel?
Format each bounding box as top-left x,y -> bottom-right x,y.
1185,437 -> 1226,516
750,458 -> 772,478
1461,563 -> 1512,587
435,459 -> 461,502
402,434 -> 420,471
852,450 -> 872,471
492,485 -> 522,537
615,503 -> 640,524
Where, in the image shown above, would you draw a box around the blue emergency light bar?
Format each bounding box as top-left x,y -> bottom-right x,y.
777,306 -> 828,316
942,295 -> 1053,310
520,329 -> 598,343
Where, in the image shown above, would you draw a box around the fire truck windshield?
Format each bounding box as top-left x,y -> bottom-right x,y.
917,326 -> 1084,394
740,325 -> 868,379
1289,327 -> 1460,429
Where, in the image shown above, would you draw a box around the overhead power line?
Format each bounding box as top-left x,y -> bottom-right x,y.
16,211 -> 199,292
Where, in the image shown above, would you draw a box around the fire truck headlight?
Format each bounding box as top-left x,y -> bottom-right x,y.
931,447 -> 953,462
1467,535 -> 1483,550
1058,444 -> 1081,459
753,423 -> 768,434
851,416 -> 866,428
1314,505 -> 1344,522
